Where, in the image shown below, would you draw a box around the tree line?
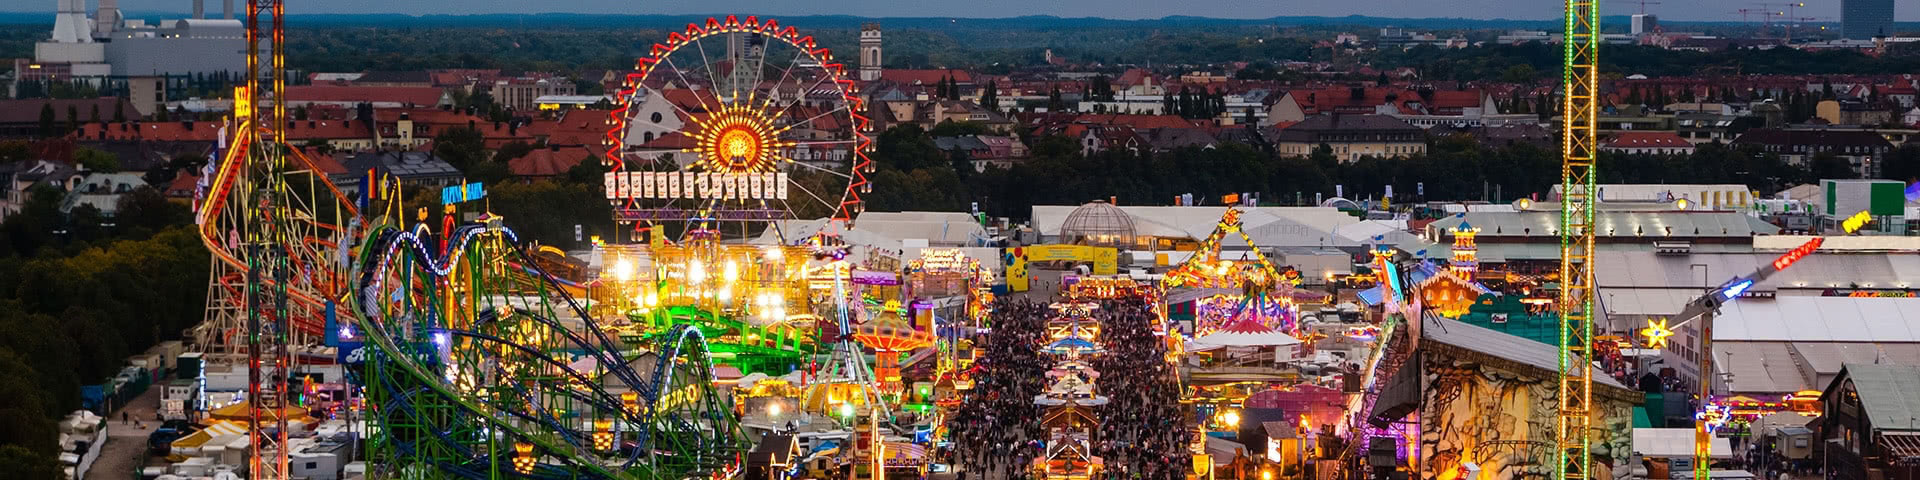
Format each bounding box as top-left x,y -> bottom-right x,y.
0,176 -> 207,476
863,122 -> 1920,219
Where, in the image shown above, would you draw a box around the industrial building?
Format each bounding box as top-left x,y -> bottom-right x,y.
16,0 -> 248,116
1841,0 -> 1895,40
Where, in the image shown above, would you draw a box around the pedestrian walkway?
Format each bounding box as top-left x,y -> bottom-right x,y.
85,386 -> 163,480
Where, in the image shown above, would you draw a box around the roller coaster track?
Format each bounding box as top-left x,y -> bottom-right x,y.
350,222 -> 748,479
195,126 -> 360,348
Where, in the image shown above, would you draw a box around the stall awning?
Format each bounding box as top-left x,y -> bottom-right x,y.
1883,432 -> 1920,459
1633,428 -> 1733,459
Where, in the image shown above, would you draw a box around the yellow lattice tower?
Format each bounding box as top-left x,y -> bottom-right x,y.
1558,0 -> 1601,476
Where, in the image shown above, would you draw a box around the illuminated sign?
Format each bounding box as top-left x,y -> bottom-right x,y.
233,86 -> 251,118
440,182 -> 486,204
1841,210 -> 1873,234
915,249 -> 971,272
1825,290 -> 1919,298
602,171 -> 788,200
1770,237 -> 1822,271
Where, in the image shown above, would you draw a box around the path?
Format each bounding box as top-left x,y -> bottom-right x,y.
85,386 -> 164,480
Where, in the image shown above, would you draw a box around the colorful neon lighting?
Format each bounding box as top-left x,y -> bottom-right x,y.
1640,318 -> 1674,349
1772,237 -> 1823,271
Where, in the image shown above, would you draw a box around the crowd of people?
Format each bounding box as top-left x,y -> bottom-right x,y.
947,299 -> 1053,479
1089,298 -> 1194,480
943,296 -> 1193,480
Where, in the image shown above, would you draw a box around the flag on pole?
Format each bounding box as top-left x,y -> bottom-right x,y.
192,123 -> 227,224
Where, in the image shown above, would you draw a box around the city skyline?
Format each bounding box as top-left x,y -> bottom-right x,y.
6,0 -> 1920,23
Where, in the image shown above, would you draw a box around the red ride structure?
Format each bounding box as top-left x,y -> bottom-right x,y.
195,1 -> 360,479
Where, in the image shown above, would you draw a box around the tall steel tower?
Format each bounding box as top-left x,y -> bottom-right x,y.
1557,0 -> 1600,477
241,1 -> 291,479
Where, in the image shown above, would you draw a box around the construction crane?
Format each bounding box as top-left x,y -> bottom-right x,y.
1631,0 -> 1661,14
1732,8 -> 1786,29
1557,0 -> 1600,477
1638,212 -> 1870,480
1751,2 -> 1807,38
1786,16 -> 1835,43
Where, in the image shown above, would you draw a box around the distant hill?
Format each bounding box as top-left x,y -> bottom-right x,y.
0,11 -> 1871,30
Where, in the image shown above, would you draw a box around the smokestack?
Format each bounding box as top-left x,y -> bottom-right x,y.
223,0 -> 234,19
193,0 -> 204,19
95,0 -> 121,37
51,0 -> 91,43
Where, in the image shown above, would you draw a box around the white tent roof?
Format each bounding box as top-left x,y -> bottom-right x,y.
1192,328 -> 1301,348
1633,428 -> 1733,459
1714,297 -> 1920,342
1031,205 -> 1359,246
750,212 -> 989,248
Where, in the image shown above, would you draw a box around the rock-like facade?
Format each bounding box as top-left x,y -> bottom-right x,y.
1416,342 -> 1639,480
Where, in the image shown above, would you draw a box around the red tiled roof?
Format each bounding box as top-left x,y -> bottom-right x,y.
0,98 -> 134,124
297,148 -> 350,175
1073,114 -> 1206,130
1604,131 -> 1692,149
658,89 -> 720,112
526,110 -> 613,147
75,122 -> 225,142
164,169 -> 200,197
879,69 -> 972,86
285,85 -> 446,106
1290,86 -> 1424,115
285,119 -> 371,141
428,69 -> 502,87
374,109 -> 485,126
509,146 -> 595,177
639,132 -> 698,149
1430,90 -> 1483,109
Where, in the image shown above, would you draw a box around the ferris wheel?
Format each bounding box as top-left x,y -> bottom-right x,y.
604,15 -> 873,229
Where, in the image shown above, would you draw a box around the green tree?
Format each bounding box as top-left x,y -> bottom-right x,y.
980,80 -> 999,112
486,180 -> 613,250
37,104 -> 54,138
432,127 -> 490,173
928,120 -> 991,138
0,445 -> 59,480
1810,152 -> 1855,180
111,101 -> 126,123
564,155 -> 609,185
0,141 -> 30,164
113,187 -> 192,235
874,125 -> 946,171
74,147 -> 120,172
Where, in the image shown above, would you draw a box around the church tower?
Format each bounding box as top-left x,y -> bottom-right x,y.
859,23 -> 882,82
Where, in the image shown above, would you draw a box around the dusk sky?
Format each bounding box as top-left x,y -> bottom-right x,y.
24,0 -> 1920,22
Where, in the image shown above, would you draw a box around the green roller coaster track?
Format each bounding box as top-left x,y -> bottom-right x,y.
348,220 -> 750,479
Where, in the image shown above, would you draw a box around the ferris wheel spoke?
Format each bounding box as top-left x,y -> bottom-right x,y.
769,74 -> 836,123
750,33 -> 782,97
785,176 -> 840,216
691,33 -> 725,101
659,54 -> 722,113
761,45 -> 809,105
786,158 -> 853,179
788,105 -> 851,132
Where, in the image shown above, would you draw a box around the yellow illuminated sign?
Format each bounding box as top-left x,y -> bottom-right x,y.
1006,245 -> 1118,292
233,86 -> 251,118
1641,318 -> 1675,349
1841,210 -> 1872,234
